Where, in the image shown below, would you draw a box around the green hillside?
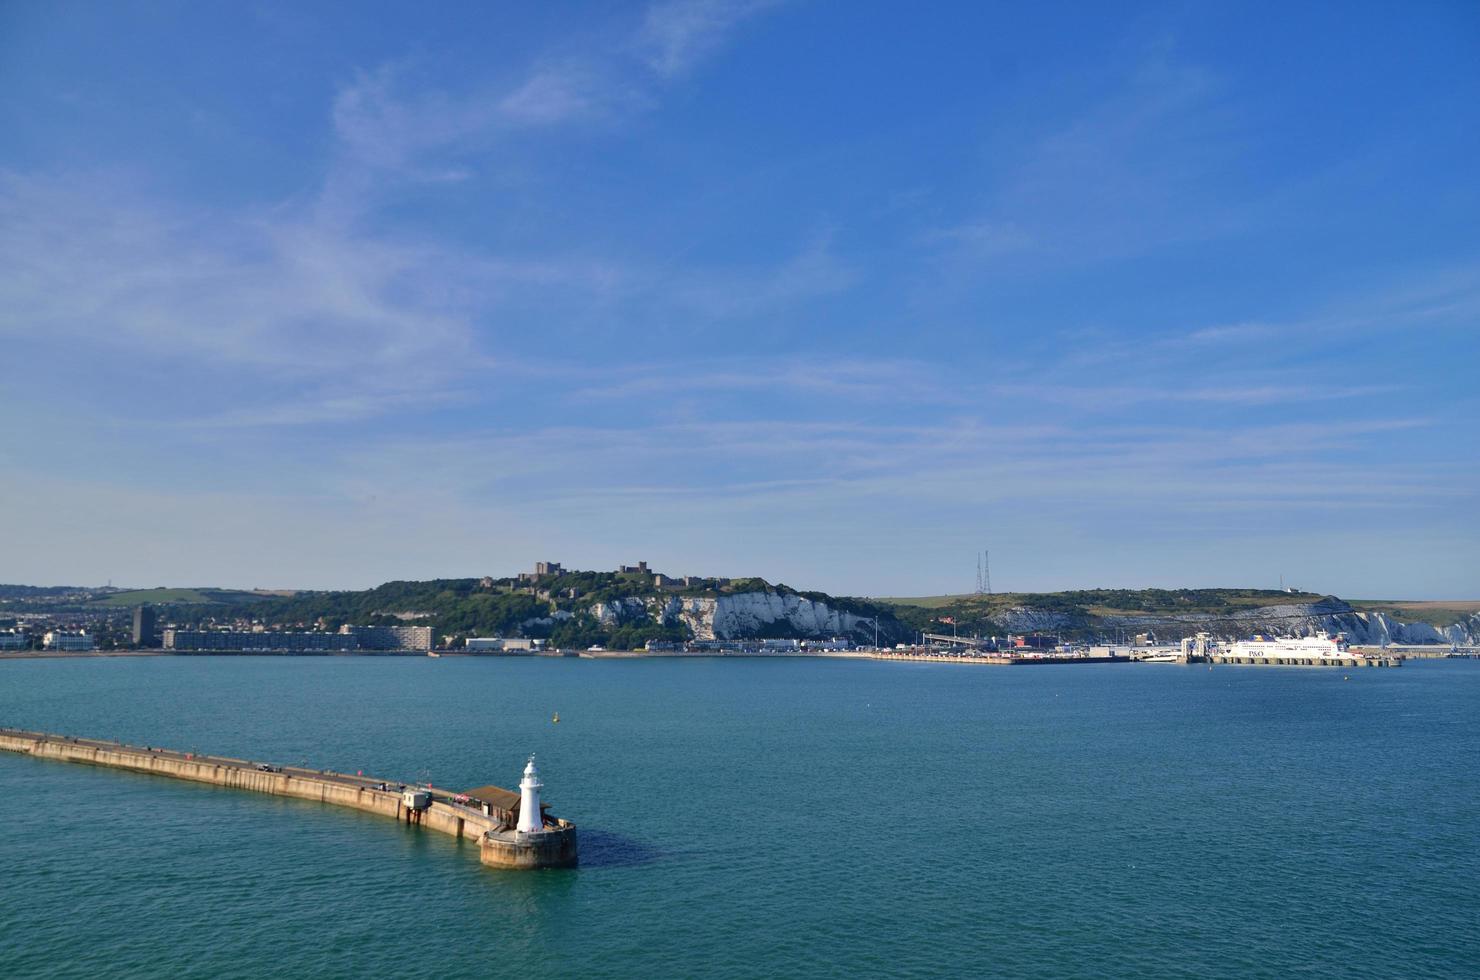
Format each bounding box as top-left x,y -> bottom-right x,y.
189,572 -> 909,650
876,588 -> 1329,637
91,588 -> 279,607
1348,599 -> 1480,628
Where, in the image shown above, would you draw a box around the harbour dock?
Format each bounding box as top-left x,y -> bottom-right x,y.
0,727 -> 577,869
871,649 -> 1129,665
1201,652 -> 1402,667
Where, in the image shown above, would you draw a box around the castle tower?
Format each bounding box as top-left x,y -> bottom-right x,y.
517,756 -> 544,833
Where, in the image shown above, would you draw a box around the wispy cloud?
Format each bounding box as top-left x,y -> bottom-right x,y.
638,0 -> 783,77
572,357 -> 959,403
658,233 -> 857,319
920,50 -> 1248,282
1179,322 -> 1275,345
498,65 -> 607,124
0,170 -> 624,424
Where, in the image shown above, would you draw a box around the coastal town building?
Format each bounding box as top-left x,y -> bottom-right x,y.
0,631 -> 28,650
465,637 -> 541,652
132,606 -> 157,647
337,624 -> 433,651
43,631 -> 94,651
164,630 -> 358,652
160,624 -> 432,653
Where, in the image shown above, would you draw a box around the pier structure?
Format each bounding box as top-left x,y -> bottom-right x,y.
871,648 -> 1129,666
0,727 -> 576,870
1201,652 -> 1401,667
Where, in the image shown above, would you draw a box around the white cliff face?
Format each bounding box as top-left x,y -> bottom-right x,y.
554,592 -> 1478,647
1080,600 -> 1479,645
707,593 -> 871,639
994,608 -> 1077,633
584,592 -> 876,640
590,598 -> 650,626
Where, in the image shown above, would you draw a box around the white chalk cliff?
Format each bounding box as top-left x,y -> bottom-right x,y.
993,597 -> 1479,645
589,592 -> 879,640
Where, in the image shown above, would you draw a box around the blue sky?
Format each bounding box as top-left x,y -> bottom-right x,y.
2,1 -> 1477,598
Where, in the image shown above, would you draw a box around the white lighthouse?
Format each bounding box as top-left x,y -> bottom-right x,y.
516,755 -> 544,833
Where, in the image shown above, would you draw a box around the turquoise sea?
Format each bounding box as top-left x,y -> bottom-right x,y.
1,655 -> 1477,979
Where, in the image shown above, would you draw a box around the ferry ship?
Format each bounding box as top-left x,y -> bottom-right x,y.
1225,631 -> 1354,660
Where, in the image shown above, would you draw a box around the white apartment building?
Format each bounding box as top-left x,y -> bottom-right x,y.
43,631 -> 95,651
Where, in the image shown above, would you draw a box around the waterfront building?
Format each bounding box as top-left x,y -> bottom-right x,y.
0,631 -> 28,650
465,637 -> 538,652
162,624 -> 432,652
132,606 -> 157,647
43,631 -> 94,651
163,630 -> 358,652
338,625 -> 433,651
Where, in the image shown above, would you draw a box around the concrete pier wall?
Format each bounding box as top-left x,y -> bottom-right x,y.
871,652 -> 1129,666
481,823 -> 579,869
0,729 -> 501,844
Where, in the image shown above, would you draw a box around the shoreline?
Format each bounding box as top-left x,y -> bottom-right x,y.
4,647 -> 1474,663
0,648 -> 883,661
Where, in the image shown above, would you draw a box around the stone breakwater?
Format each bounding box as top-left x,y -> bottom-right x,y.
0,728 -> 576,870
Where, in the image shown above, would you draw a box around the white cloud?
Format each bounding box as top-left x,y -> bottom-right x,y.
658,233 -> 857,318
497,65 -> 615,124
0,171 -> 630,425
920,52 -> 1248,281
638,0 -> 782,77
1180,322 -> 1275,344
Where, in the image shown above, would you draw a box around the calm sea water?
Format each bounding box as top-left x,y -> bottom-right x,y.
1,655 -> 1477,979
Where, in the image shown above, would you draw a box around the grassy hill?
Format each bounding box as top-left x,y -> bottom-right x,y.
90,588 -> 282,607
879,588 -> 1325,612
1348,599 -> 1480,628
171,572 -> 911,650
876,588 -> 1331,637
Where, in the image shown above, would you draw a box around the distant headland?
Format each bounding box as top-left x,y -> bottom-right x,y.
2,564 -> 1478,654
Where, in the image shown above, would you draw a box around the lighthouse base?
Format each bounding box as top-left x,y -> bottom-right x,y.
479,822 -> 579,869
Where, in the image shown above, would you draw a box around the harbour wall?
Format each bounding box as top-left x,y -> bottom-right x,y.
871,651 -> 1129,666
0,728 -> 500,845
481,824 -> 579,869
